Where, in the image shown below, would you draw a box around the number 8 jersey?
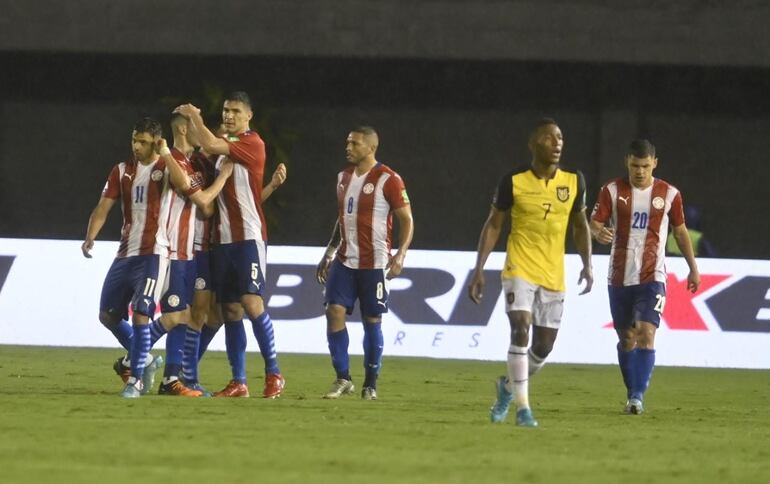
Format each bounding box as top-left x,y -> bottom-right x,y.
493,167 -> 586,292
591,177 -> 684,287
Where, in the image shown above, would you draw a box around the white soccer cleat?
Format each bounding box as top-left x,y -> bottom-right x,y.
323,379 -> 355,399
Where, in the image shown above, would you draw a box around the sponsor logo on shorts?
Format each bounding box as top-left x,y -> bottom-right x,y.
168,295 -> 180,308
194,277 -> 206,290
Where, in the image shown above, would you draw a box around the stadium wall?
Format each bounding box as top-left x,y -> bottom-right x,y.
1,238 -> 769,369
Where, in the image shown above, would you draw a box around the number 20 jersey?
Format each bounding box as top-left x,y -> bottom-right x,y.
493,167 -> 586,292
591,177 -> 684,287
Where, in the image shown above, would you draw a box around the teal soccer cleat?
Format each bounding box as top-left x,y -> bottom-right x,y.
489,376 -> 513,423
121,379 -> 142,399
515,408 -> 539,427
140,355 -> 164,395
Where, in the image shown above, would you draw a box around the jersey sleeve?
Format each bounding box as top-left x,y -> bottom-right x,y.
227,133 -> 264,167
383,173 -> 410,210
669,190 -> 685,227
571,170 -> 587,213
492,172 -> 513,211
101,165 -> 121,199
591,184 -> 613,224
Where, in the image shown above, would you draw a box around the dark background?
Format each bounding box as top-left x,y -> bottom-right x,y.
2,0 -> 769,258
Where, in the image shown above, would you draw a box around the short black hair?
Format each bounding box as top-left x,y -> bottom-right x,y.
170,112 -> 187,128
534,117 -> 557,130
351,125 -> 378,138
628,139 -> 656,158
225,91 -> 252,109
133,117 -> 162,137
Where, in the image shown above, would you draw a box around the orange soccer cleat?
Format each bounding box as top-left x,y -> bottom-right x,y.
214,380 -> 250,398
158,379 -> 204,397
263,373 -> 285,399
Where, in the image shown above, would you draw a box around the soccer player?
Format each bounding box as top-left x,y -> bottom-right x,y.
590,139 -> 700,415
468,118 -> 593,427
175,92 -> 286,398
316,126 -> 413,401
83,117 -> 187,398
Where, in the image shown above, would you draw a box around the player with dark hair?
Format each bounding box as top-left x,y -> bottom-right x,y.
469,118 -> 593,427
316,126 -> 413,400
174,92 -> 286,398
591,139 -> 700,414
83,117 -> 188,397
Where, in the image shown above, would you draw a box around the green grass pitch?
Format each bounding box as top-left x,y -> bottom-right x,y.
0,345 -> 769,483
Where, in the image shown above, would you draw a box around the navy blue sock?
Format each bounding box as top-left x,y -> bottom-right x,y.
130,323 -> 150,380
182,327 -> 201,384
250,312 -> 280,375
327,327 -> 351,381
109,319 -> 133,351
164,324 -> 187,379
149,318 -> 168,348
224,320 -> 247,383
617,345 -> 636,399
198,324 -> 220,361
634,348 -> 656,400
362,322 -> 384,389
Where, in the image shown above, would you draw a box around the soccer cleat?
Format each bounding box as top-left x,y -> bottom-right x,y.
214,380 -> 250,398
140,355 -> 164,395
323,379 -> 355,399
184,382 -> 212,397
489,376 -> 513,423
263,373 -> 285,399
158,379 -> 203,397
515,408 -> 539,427
361,387 -> 377,400
627,398 -> 644,415
113,357 -> 131,384
121,379 -> 142,399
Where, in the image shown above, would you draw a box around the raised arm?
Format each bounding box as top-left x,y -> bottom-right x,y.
468,207 -> 506,304
174,104 -> 231,156
188,160 -> 234,218
386,205 -> 414,279
262,163 -> 287,202
671,223 -> 701,292
157,138 -> 192,193
82,196 -> 117,258
570,208 -> 594,295
316,218 -> 342,285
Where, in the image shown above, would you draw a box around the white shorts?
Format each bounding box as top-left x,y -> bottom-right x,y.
501,277 -> 565,329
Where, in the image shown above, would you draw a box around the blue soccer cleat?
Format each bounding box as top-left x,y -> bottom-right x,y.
140,355 -> 164,395
515,408 -> 539,427
489,376 -> 513,423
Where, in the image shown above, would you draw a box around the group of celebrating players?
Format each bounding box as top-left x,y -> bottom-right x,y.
82,90 -> 700,428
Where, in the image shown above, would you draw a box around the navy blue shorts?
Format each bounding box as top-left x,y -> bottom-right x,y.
211,240 -> 267,304
324,259 -> 388,318
100,254 -> 162,319
194,250 -> 212,292
160,260 -> 196,313
608,282 -> 666,329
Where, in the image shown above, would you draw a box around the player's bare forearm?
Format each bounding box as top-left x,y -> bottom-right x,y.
83,197 -> 115,257
261,163 -> 287,202
161,152 -> 192,193
393,206 -> 414,259
473,207 -> 505,272
673,224 -> 700,274
177,106 -> 230,156
316,219 -> 342,284
191,161 -> 232,210
571,209 -> 594,294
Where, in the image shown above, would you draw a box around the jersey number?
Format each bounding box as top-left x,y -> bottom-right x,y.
654,294 -> 666,313
134,186 -> 145,204
632,211 -> 648,229
542,203 -> 552,220
347,197 -> 354,214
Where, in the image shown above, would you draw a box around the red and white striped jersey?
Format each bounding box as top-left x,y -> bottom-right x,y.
102,158 -> 171,258
163,148 -> 200,261
592,177 -> 685,287
191,151 -> 216,253
336,163 -> 410,270
214,131 -> 267,244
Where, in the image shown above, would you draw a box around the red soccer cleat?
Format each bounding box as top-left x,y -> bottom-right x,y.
158,379 -> 204,397
263,373 -> 285,399
213,380 -> 250,398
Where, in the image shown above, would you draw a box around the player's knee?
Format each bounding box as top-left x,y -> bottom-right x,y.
98,311 -> 121,328
241,296 -> 265,319
325,305 -> 347,332
222,304 -> 244,322
636,327 -> 656,349
530,341 -> 553,358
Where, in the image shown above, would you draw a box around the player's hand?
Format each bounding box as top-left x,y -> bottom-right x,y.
157,138 -> 168,153
468,270 -> 484,304
81,239 -> 94,258
593,226 -> 615,245
316,255 -> 333,284
578,265 -> 593,295
386,252 -> 406,280
174,103 -> 201,118
219,159 -> 234,178
270,163 -> 287,189
687,270 -> 700,293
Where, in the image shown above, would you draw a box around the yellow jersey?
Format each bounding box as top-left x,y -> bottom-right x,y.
493,167 -> 586,292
